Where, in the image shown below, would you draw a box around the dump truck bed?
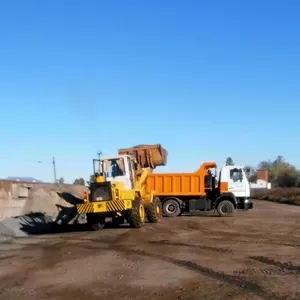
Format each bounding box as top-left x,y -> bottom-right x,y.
146,162 -> 216,196
147,173 -> 205,196
118,144 -> 168,169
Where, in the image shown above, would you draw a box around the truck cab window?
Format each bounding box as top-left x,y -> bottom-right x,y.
230,168 -> 243,182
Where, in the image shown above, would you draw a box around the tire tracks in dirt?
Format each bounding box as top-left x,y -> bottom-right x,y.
74,240 -> 285,300
202,229 -> 300,248
148,240 -> 232,253
111,246 -> 286,300
249,256 -> 300,274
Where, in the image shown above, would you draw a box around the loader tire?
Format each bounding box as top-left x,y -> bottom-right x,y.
146,197 -> 162,223
128,199 -> 145,228
111,216 -> 124,228
87,214 -> 105,231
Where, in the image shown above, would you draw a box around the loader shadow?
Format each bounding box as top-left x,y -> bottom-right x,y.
18,212 -> 58,235
17,191 -> 88,235
18,212 -> 90,235
18,210 -> 131,236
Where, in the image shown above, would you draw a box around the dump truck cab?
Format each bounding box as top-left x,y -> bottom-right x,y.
218,165 -> 251,198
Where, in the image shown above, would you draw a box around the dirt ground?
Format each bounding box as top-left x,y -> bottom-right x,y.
0,200 -> 300,300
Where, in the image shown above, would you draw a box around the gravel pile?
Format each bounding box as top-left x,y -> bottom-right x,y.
0,184 -> 87,240
0,213 -> 55,238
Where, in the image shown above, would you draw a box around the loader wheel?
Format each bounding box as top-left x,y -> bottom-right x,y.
128,199 -> 145,228
216,200 -> 235,217
111,216 -> 124,228
146,197 -> 162,223
87,214 -> 105,231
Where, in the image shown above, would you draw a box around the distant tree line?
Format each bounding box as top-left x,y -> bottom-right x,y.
73,177 -> 86,185
54,176 -> 96,186
72,175 -> 96,186
226,156 -> 300,188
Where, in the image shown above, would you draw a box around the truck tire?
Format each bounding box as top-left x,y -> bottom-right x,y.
87,214 -> 105,231
162,198 -> 181,217
128,199 -> 145,228
216,200 -> 235,217
146,197 -> 162,223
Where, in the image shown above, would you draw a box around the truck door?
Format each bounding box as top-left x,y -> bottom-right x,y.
228,167 -> 248,198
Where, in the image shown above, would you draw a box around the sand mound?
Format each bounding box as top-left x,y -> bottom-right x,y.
0,184 -> 87,239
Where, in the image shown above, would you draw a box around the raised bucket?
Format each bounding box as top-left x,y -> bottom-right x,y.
118,144 -> 168,169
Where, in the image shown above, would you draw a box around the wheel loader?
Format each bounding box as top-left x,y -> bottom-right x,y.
76,144 -> 168,230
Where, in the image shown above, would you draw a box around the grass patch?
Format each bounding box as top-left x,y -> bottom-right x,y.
251,188 -> 300,206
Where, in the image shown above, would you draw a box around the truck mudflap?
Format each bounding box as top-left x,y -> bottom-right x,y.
76,199 -> 133,214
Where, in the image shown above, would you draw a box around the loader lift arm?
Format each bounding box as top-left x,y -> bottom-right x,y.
118,144 -> 168,222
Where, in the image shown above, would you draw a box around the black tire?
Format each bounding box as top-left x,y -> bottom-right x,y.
145,197 -> 162,223
87,214 -> 105,231
162,198 -> 181,217
128,199 -> 145,228
216,200 -> 235,217
111,216 -> 124,228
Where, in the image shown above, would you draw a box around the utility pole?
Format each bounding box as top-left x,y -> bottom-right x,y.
53,156 -> 57,183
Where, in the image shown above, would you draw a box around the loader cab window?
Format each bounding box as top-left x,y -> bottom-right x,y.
103,158 -> 126,178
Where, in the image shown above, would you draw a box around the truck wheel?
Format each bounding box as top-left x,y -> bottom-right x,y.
128,199 -> 145,228
87,214 -> 105,231
162,199 -> 181,217
216,200 -> 235,217
146,197 -> 162,223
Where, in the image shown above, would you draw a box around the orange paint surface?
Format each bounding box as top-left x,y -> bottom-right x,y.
147,162 -> 217,196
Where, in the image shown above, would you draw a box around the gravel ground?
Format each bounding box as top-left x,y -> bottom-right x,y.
0,200 -> 300,300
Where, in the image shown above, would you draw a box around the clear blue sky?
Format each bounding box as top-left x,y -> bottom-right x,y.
0,0 -> 299,183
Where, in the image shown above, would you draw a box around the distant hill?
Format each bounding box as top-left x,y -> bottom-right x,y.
5,177 -> 43,183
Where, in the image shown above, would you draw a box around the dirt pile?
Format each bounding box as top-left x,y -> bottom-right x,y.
0,184 -> 87,239
21,185 -> 83,218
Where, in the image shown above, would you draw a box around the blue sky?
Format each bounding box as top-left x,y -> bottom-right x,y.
0,0 -> 299,183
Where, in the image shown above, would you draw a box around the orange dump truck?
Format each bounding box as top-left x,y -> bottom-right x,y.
146,162 -> 253,217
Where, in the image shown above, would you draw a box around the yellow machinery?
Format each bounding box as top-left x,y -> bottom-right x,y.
76,144 -> 168,230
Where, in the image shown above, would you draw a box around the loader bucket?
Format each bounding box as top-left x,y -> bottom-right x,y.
118,144 -> 168,169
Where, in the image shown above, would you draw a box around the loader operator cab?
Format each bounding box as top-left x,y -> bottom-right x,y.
93,155 -> 136,190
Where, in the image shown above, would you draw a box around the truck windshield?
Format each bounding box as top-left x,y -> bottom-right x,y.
230,168 -> 244,182
102,158 -> 126,177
